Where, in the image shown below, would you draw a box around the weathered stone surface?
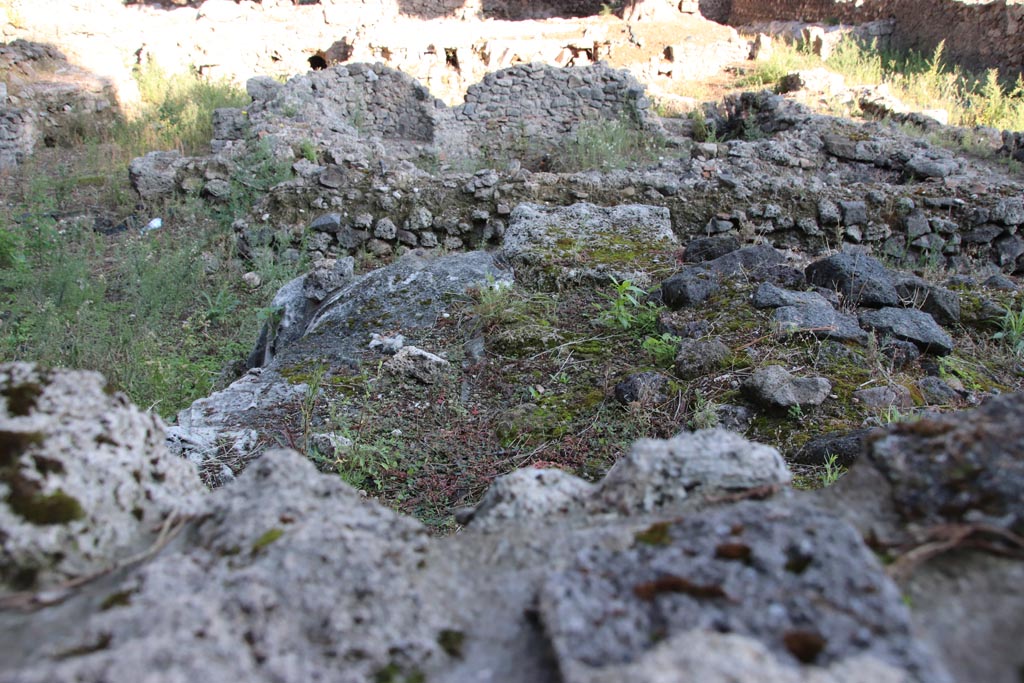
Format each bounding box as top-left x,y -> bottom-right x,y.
595,430 -> 791,512
540,498 -> 940,683
302,256 -> 355,302
847,393 -> 1024,532
2,449 -> 448,683
823,395 -> 1024,683
614,371 -> 669,406
752,283 -> 828,309
457,468 -> 596,532
0,363 -> 204,592
773,303 -> 868,343
502,202 -> 677,286
661,267 -> 720,309
674,338 -> 730,379
128,150 -> 187,200
384,345 -> 450,384
905,154 -> 958,179
744,365 -> 832,409
683,235 -> 739,263
859,308 -> 954,356
299,250 -> 508,364
805,253 -> 900,307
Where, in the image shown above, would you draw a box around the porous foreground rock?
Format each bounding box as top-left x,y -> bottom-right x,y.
8,365 -> 1024,682
0,364 -> 204,593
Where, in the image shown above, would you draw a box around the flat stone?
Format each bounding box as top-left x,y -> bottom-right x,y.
773,303 -> 868,343
744,365 -> 832,409
859,307 -> 954,355
752,283 -> 829,309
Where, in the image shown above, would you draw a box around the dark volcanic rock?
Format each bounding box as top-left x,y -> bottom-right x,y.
674,338 -> 730,380
880,339 -> 921,370
661,267 -> 720,309
683,235 -> 740,263
805,253 -> 900,307
793,428 -> 875,467
705,244 -> 787,277
859,308 -> 954,355
861,394 -> 1024,532
893,276 -> 961,325
773,303 -> 868,344
916,376 -> 962,406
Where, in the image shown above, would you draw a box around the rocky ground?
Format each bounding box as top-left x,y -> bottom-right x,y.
2,3 -> 1024,682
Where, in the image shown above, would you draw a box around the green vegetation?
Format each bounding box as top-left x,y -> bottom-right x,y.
0,63 -> 297,418
818,452 -> 845,487
641,332 -> 681,367
553,116 -> 666,172
741,38 -> 1024,131
993,305 -> 1024,357
121,60 -> 250,156
594,278 -> 658,332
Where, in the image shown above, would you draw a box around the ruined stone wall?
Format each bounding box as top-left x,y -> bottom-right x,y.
454,62 -> 657,159
728,0 -> 1024,73
302,63 -> 440,142
479,0 -> 608,19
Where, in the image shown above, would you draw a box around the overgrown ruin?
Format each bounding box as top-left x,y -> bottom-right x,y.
2,1 -> 1024,681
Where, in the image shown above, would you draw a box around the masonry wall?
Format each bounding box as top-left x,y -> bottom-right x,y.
452,62 -> 657,160
728,0 -> 1024,73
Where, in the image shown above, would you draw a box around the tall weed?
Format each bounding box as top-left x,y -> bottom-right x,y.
743,37 -> 1024,131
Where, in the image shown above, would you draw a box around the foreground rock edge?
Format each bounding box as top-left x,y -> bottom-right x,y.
6,365 -> 1024,681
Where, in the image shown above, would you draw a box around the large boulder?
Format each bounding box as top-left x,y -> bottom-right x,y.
170,250 -> 507,474
0,363 -> 204,592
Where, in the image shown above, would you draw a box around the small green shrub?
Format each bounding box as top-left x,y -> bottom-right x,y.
993,305 -> 1024,356
553,116 -> 664,172
641,333 -> 681,366
688,108 -> 719,143
595,278 -> 659,332
819,452 -> 846,486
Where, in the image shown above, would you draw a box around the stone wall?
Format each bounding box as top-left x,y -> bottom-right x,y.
728,0 -> 1024,73
479,0 -> 608,19
248,63 -> 442,143
454,62 -> 658,159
